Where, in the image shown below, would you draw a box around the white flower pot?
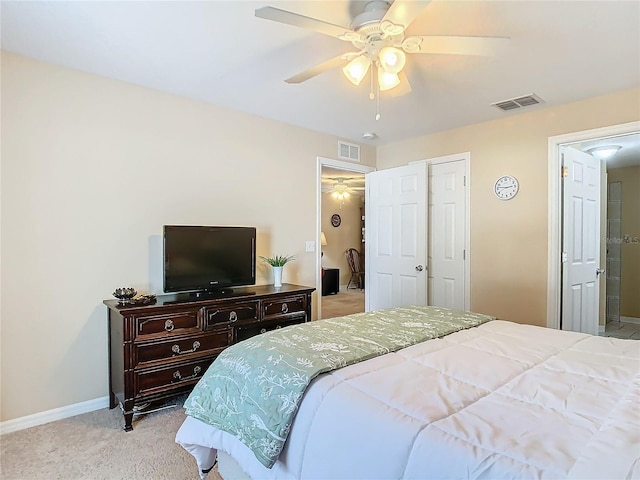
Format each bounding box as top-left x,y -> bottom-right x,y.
273,266 -> 283,287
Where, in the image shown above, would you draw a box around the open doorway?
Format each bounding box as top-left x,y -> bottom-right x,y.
547,122 -> 640,337
568,133 -> 640,338
316,157 -> 374,319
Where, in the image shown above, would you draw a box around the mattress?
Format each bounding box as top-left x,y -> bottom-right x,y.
176,319 -> 640,479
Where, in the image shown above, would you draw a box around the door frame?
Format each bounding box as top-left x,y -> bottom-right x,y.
411,152 -> 471,311
316,156 -> 375,319
546,121 -> 639,329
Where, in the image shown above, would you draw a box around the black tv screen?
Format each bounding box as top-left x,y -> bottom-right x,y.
163,225 -> 256,293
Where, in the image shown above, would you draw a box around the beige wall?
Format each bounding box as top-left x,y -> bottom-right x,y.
607,166 -> 640,318
0,52 -> 375,422
378,87 -> 640,327
2,51 -> 639,423
321,193 -> 363,286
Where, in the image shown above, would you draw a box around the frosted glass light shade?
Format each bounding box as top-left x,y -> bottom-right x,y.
379,46 -> 406,74
589,146 -> 621,161
378,69 -> 400,91
343,55 -> 371,85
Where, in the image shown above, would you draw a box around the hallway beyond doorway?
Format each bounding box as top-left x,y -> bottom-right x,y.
601,321 -> 640,340
321,289 -> 364,319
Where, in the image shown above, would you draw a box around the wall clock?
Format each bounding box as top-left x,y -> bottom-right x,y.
331,214 -> 342,227
494,175 -> 519,200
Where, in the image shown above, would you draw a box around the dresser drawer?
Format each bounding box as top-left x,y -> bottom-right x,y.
133,329 -> 231,368
263,295 -> 307,320
133,309 -> 201,340
204,301 -> 258,328
135,357 -> 214,397
236,316 -> 304,342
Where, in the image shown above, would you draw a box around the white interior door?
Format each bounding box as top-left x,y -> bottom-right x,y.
428,160 -> 466,310
562,146 -> 601,334
365,163 -> 427,311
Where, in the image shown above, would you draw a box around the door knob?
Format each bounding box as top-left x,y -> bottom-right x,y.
596,268 -> 605,276
415,265 -> 424,272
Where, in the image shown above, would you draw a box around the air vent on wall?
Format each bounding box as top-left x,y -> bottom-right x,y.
492,94 -> 544,112
338,141 -> 360,162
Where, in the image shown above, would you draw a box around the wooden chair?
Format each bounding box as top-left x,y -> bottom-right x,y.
345,248 -> 364,290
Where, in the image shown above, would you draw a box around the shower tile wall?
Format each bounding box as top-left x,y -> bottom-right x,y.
606,181 -> 622,323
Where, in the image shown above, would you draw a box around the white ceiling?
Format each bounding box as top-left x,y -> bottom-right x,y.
2,1 -> 639,147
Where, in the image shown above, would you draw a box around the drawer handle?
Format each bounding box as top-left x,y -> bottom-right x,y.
260,328 -> 267,334
171,341 -> 200,355
229,311 -> 238,322
164,319 -> 175,332
281,303 -> 288,314
172,366 -> 202,383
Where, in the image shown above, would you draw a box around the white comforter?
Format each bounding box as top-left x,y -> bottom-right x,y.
176,320 -> 640,479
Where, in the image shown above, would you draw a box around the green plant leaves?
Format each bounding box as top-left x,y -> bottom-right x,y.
259,255 -> 295,267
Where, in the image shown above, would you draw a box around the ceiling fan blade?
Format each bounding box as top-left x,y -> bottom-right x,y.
285,54 -> 351,84
404,35 -> 510,56
256,6 -> 354,40
382,0 -> 430,30
388,71 -> 412,98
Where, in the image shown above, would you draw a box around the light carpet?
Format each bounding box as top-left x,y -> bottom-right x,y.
320,288 -> 365,319
2,290 -> 365,480
0,395 -> 220,480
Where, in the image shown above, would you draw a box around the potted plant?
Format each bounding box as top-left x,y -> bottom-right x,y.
260,254 -> 295,287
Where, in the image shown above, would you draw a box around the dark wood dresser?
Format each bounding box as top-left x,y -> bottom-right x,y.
104,283 -> 314,431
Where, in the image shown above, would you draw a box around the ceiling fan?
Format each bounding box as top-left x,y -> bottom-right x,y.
322,177 -> 365,199
256,1 -> 509,99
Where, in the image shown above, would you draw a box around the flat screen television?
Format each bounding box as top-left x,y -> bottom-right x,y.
163,225 -> 256,293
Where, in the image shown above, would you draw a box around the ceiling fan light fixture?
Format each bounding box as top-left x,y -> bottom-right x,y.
343,55 -> 371,85
378,69 -> 400,91
378,46 -> 406,74
332,190 -> 350,200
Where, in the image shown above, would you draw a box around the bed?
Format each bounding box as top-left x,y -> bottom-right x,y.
175,306 -> 640,479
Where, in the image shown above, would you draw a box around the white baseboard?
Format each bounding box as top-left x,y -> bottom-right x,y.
599,324 -> 605,333
620,316 -> 640,325
0,395 -> 110,435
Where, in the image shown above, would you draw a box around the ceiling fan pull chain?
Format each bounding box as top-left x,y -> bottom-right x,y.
369,63 -> 375,101
375,65 -> 381,120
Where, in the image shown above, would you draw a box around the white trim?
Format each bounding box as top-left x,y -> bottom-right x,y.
598,325 -> 605,334
316,157 -> 375,319
0,395 -> 110,435
411,152 -> 472,311
620,316 -> 640,325
546,121 -> 640,330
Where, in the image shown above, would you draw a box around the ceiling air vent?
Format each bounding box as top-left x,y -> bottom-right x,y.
338,141 -> 360,162
492,94 -> 544,112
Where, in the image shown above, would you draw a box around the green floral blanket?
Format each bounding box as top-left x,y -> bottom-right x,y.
183,305 -> 494,468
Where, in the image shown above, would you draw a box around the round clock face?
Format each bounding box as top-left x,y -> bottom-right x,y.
494,175 -> 519,200
331,214 -> 341,227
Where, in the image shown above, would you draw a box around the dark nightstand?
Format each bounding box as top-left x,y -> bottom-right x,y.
322,268 -> 339,296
